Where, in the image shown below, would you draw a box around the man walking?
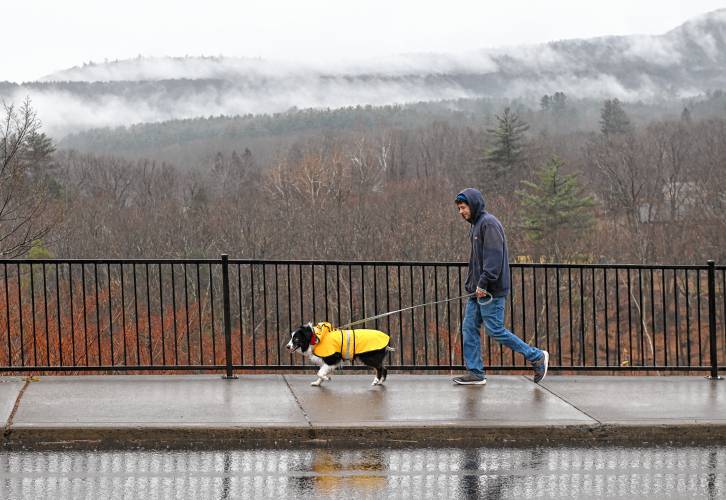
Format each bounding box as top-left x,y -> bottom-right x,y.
454,188 -> 548,385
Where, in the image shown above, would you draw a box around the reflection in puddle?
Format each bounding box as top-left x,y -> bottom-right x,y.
289,450 -> 387,496
0,446 -> 724,499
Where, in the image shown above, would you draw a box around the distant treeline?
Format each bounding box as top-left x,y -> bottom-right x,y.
56,91 -> 726,169
3,93 -> 726,266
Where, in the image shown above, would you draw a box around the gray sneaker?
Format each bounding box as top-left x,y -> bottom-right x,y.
532,351 -> 549,383
453,374 -> 487,385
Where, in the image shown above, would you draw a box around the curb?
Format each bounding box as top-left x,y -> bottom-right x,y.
4,423 -> 726,450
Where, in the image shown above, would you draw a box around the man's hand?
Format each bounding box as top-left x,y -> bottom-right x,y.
475,287 -> 488,298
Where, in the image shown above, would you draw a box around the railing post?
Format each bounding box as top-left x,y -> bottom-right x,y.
707,260 -> 721,380
221,254 -> 237,379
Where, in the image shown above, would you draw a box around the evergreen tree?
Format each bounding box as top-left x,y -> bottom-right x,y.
517,157 -> 595,260
0,99 -> 55,257
551,92 -> 567,114
600,99 -> 632,137
484,107 -> 530,180
23,131 -> 56,168
540,95 -> 551,111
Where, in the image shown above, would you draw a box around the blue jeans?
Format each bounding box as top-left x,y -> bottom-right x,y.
462,296 -> 543,378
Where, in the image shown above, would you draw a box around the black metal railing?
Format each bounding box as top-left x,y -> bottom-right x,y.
0,257 -> 724,376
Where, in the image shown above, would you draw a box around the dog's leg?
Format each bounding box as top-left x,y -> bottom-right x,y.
309,354 -> 326,386
320,363 -> 333,381
311,364 -> 334,386
369,366 -> 379,386
311,366 -> 327,386
371,366 -> 388,386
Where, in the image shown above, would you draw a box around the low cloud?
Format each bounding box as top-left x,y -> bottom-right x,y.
621,36 -> 683,66
8,76 -> 477,138
7,9 -> 723,138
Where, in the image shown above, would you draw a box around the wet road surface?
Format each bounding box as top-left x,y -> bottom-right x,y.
0,445 -> 724,499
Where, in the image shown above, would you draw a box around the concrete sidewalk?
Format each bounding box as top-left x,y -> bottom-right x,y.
1,374 -> 725,449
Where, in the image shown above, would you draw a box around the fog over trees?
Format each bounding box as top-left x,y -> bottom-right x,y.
5,90 -> 725,265
2,9 -> 725,265
2,8 -> 725,136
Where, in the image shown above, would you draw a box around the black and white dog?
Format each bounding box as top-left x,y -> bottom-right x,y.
286,322 -> 393,387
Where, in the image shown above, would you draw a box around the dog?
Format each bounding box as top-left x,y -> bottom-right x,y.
286,321 -> 393,386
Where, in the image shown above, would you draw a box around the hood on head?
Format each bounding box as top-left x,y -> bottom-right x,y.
456,188 -> 486,223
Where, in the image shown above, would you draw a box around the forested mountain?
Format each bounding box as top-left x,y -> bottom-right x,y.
1,9 -> 724,138
56,92 -> 726,169
3,10 -> 726,265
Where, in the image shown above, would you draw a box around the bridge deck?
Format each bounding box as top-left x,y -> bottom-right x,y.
1,374 -> 725,448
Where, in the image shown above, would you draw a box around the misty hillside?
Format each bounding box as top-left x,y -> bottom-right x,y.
1,8 -> 725,139
56,91 -> 726,169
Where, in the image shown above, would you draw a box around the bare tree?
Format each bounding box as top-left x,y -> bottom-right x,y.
584,131 -> 663,262
0,99 -> 55,257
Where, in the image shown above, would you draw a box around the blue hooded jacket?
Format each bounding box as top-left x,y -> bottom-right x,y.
456,188 -> 511,297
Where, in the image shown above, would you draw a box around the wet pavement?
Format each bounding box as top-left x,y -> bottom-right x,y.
541,376 -> 726,424
1,374 -> 726,448
284,374 -> 591,427
10,375 -> 307,427
0,445 -> 724,499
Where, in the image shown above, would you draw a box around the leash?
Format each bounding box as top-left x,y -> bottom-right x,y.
338,291 -> 492,330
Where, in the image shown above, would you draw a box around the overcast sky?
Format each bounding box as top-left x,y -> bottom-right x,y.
3,0 -> 725,82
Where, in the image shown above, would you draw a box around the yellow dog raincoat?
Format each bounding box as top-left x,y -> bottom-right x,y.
310,322 -> 389,360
